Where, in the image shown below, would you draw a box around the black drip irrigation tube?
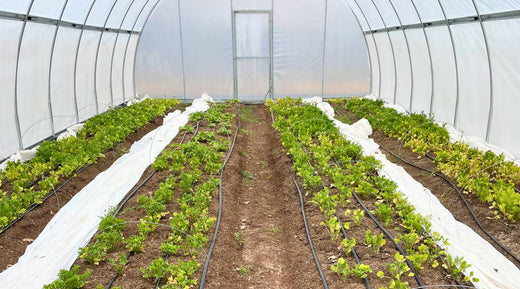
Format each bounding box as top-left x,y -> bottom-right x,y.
105,122 -> 199,289
328,157 -> 425,287
198,106 -> 241,289
292,171 -> 330,289
270,110 -> 331,289
378,144 -> 520,266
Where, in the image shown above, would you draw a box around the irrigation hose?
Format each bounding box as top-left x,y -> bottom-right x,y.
199,106 -> 241,289
106,128 -> 196,288
270,109 -> 330,289
292,171 -> 330,289
328,157 -> 424,287
378,144 -> 520,266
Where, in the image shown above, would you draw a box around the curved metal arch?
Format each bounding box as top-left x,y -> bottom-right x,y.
368,0 -> 398,104
470,0 -> 494,141
93,0 -> 120,114
351,0 -> 382,98
13,0 -> 36,149
122,0 -> 153,102
47,0 -> 71,137
409,0 -> 435,116
387,0 -> 414,111
108,0 -> 138,108
338,0 -> 374,95
321,0 -> 328,98
132,0 -> 163,99
73,0 -> 99,123
437,0 -> 461,126
177,0 -> 187,100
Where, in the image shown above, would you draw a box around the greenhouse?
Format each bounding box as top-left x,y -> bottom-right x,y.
0,0 -> 520,288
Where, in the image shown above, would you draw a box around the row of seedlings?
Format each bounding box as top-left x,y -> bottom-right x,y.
0,98 -> 181,231
268,98 -> 477,289
332,97 -> 520,222
44,100 -> 239,289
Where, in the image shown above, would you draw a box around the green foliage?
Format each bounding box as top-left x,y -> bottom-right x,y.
364,230 -> 386,253
44,266 -> 90,289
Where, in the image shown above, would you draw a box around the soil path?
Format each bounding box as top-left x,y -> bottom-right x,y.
204,105 -> 322,289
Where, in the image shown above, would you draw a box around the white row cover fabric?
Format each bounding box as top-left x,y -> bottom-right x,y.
135,0 -> 370,100
305,96 -> 520,289
0,95 -> 213,289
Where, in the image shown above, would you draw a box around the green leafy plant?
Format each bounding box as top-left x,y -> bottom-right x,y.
44,266 -> 90,289
364,230 -> 386,253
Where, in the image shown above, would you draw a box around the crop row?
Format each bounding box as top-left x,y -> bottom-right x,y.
0,98 -> 180,230
44,100 -> 238,289
268,98 -> 477,288
332,98 -> 520,222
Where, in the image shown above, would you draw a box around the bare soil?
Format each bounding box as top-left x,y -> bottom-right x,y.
0,105 -> 184,272
203,105 -> 322,289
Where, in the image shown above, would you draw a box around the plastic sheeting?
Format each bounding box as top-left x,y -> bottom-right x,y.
0,95 -> 213,289
307,96 -> 520,289
0,19 -> 22,158
135,0 -> 369,99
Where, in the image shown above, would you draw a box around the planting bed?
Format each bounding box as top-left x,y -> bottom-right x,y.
0,99 -> 184,272
5,97 -> 512,289
329,98 -> 520,269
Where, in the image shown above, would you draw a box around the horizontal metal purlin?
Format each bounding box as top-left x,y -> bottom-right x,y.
0,10 -> 140,35
363,9 -> 520,35
234,56 -> 270,59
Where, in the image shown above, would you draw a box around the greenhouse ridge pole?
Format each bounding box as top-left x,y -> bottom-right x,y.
321,0 -> 328,98
409,0 -> 435,116
177,0 -> 187,100
13,0 -> 36,149
73,0 -> 98,123
351,0 -> 381,98
436,0 -> 460,126
133,0 -> 162,99
109,0 -> 138,108
47,0 -> 70,137
122,0 -> 152,102
93,0 -> 119,114
471,0 -> 494,141
369,0 -> 398,104
388,0 -> 413,112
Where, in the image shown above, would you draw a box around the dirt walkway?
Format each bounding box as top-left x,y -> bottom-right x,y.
204,105 -> 322,289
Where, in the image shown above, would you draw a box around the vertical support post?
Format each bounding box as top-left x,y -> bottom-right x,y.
409,0 -> 435,116
109,0 -> 137,109
122,0 -> 152,102
133,0 -> 163,99
437,0 -> 460,126
231,1 -> 238,99
369,0 -> 398,104
47,0 -> 70,137
471,0 -> 494,141
13,0 -> 36,149
93,0 -> 119,114
388,0 -> 413,111
177,0 -> 187,100
321,0 -> 328,98
73,0 -> 98,123
270,0 -> 274,99
351,0 -> 381,98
